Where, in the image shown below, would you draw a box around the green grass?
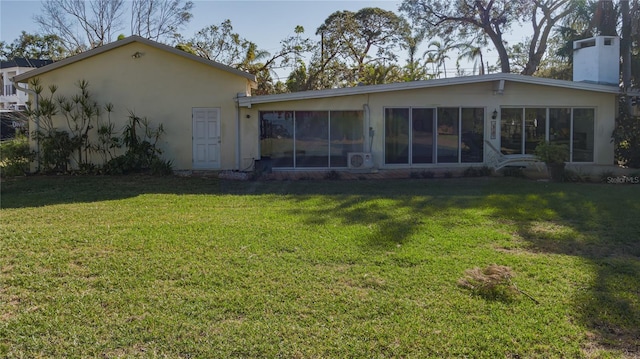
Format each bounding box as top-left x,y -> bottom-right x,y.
1,176 -> 639,358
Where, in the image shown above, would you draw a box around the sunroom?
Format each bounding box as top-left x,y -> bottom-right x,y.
238,73 -> 619,173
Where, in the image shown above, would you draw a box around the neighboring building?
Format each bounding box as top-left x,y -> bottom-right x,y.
12,36 -> 622,174
1,58 -> 53,110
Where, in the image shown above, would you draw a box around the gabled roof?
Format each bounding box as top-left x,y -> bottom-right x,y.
1,58 -> 54,69
12,36 -> 256,84
238,73 -> 620,107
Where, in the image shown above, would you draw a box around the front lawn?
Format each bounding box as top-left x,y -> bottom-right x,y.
1,176 -> 639,358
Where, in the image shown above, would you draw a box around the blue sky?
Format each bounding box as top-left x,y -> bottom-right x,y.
0,0 -> 529,78
1,1 -> 401,50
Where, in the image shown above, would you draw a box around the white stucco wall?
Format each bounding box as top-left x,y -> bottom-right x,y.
240,80 -> 617,168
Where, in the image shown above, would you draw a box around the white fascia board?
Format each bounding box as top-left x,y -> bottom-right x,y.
238,73 -> 620,107
13,36 -> 256,83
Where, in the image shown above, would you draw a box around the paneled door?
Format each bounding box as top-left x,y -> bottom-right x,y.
192,108 -> 221,169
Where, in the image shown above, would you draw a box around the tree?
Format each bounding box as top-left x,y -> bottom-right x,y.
130,0 -> 193,42
400,0 -> 576,75
359,63 -> 403,84
35,0 -> 126,53
175,20 -> 246,64
457,43 -> 487,75
313,7 -> 411,86
529,0 -> 603,80
177,21 -> 313,94
423,39 -> 454,78
521,0 -> 577,75
401,28 -> 432,81
0,31 -> 66,60
35,0 -> 193,53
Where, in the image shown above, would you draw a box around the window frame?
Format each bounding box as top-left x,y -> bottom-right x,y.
499,106 -> 596,163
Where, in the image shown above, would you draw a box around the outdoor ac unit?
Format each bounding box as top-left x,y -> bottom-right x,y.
348,152 -> 374,169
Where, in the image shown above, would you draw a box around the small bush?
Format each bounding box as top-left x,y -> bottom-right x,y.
563,169 -> 591,183
612,112 -> 640,168
150,158 -> 173,176
443,171 -> 453,178
600,170 -> 616,183
34,129 -> 77,173
502,166 -> 524,178
421,170 -> 435,179
463,166 -> 492,177
103,113 -> 168,175
0,136 -> 34,176
410,170 -> 436,179
324,170 -> 340,180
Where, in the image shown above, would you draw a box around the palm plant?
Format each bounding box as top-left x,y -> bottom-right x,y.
424,39 -> 454,78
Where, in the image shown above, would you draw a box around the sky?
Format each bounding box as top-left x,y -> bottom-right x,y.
0,0 -> 530,79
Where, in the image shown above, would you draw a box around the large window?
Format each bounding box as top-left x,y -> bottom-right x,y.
384,107 -> 484,165
260,111 -> 294,167
295,111 -> 329,167
502,107 -> 594,162
461,108 -> 484,163
572,109 -> 595,162
330,111 -> 365,167
260,110 -> 363,168
412,108 -> 435,164
501,108 -> 546,155
385,108 -> 410,164
437,108 -> 459,163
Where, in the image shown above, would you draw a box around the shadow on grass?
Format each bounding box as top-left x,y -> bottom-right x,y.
2,175 -> 639,353
484,189 -> 640,355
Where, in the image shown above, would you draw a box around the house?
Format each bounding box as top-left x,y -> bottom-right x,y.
237,73 -> 619,172
12,35 -> 622,174
1,58 -> 53,110
13,36 -> 256,171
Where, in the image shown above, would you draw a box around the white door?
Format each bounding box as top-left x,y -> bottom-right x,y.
192,108 -> 221,169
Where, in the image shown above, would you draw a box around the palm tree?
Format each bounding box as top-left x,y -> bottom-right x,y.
402,28 -> 429,81
424,39 -> 454,78
457,44 -> 486,75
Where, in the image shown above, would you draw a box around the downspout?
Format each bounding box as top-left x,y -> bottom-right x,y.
234,93 -> 243,171
363,103 -> 372,152
13,78 -> 40,172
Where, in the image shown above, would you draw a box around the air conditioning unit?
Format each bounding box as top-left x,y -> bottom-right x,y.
348,152 -> 374,170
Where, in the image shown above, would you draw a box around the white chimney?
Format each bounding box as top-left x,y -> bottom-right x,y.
573,36 -> 620,86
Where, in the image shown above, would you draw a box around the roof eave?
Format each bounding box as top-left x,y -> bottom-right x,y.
13,36 -> 256,83
238,73 -> 620,107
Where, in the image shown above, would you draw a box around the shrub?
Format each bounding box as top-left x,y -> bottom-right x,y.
421,170 -> 435,179
410,170 -> 436,179
324,170 -> 340,180
534,141 -> 569,164
502,166 -> 524,178
33,129 -> 77,173
0,135 -> 34,176
26,79 -> 172,176
563,169 -> 591,183
463,166 -> 492,177
150,159 -> 173,176
104,113 -> 168,175
612,112 -> 640,168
